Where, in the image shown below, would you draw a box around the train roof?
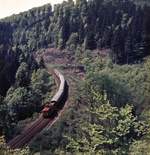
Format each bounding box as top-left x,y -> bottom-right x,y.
51,69 -> 66,102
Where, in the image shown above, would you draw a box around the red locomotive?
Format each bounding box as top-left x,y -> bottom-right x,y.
42,103 -> 56,118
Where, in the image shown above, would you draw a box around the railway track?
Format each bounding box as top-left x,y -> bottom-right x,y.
7,68 -> 68,149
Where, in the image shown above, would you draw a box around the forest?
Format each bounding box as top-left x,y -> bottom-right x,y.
0,0 -> 150,154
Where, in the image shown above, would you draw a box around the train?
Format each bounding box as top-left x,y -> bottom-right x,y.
42,69 -> 68,118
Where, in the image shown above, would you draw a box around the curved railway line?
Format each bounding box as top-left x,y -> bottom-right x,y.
7,68 -> 69,149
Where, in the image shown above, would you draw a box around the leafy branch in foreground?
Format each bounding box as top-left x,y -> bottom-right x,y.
65,90 -> 148,154
0,136 -> 29,155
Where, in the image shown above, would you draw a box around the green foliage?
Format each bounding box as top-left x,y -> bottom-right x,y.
30,69 -> 54,107
65,90 -> 147,154
144,57 -> 150,71
129,139 -> 150,155
82,57 -> 150,111
0,0 -> 150,64
5,68 -> 53,118
29,58 -> 150,154
0,0 -> 150,153
0,0 -> 149,98
15,62 -> 30,87
1,68 -> 54,138
0,95 -> 3,103
67,33 -> 79,50
0,136 -> 30,155
4,87 -> 33,120
29,57 -> 150,154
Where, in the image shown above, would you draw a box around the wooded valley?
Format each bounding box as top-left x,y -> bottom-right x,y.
0,0 -> 150,154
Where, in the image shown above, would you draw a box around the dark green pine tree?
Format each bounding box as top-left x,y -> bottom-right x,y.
125,35 -> 133,64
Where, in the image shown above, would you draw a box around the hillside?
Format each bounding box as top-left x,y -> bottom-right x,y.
0,0 -> 150,154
